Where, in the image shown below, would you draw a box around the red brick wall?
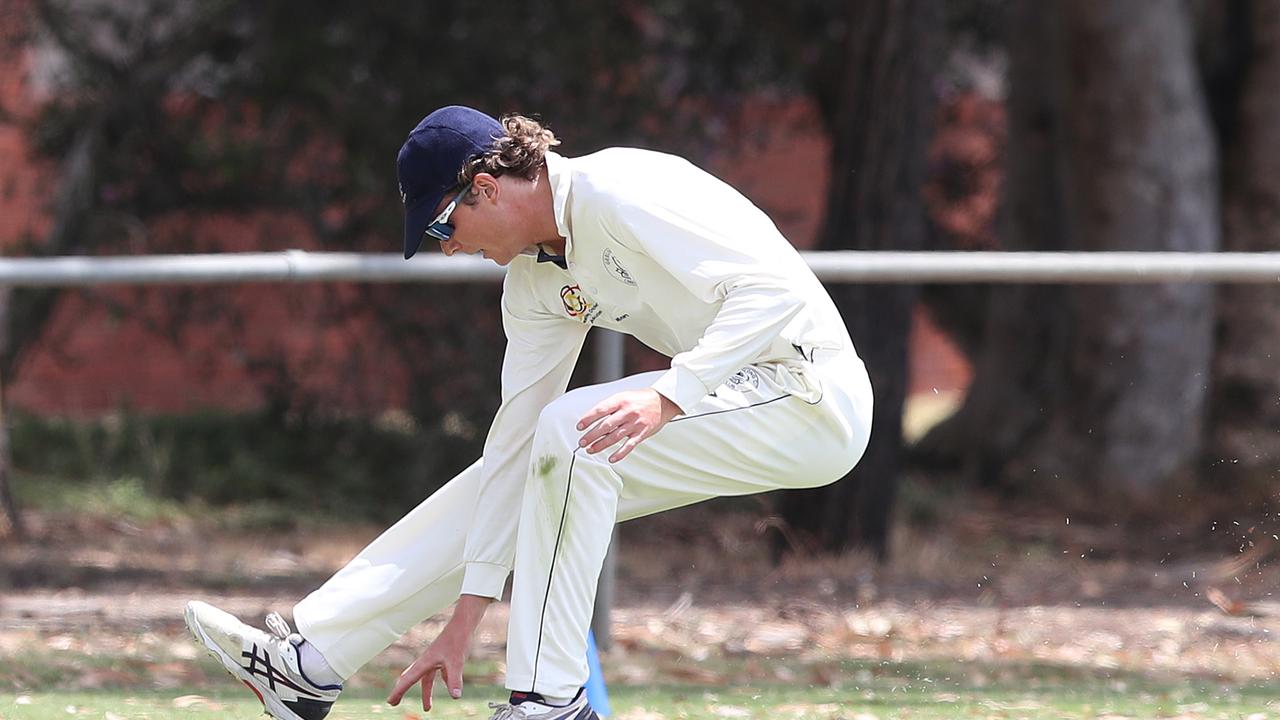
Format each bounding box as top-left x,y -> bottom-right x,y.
0,0 -> 51,247
2,24 -> 980,416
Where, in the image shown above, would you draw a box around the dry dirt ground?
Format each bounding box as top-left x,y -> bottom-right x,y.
4,500 -> 1280,693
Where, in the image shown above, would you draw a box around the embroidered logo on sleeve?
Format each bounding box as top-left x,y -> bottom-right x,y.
560,284 -> 602,323
602,248 -> 637,286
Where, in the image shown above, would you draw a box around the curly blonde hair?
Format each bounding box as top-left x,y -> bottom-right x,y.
456,114 -> 559,196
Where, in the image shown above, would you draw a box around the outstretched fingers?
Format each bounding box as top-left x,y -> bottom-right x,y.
387,656 -> 457,711
387,662 -> 431,709
443,660 -> 463,701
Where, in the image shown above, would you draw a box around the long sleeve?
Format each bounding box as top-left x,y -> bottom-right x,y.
602,198 -> 807,413
459,270 -> 589,599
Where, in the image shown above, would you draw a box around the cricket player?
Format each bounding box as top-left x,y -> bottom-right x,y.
184,105 -> 873,720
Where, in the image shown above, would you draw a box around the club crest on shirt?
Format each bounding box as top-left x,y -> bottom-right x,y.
560,284 -> 601,323
561,284 -> 589,316
726,367 -> 761,392
602,248 -> 637,286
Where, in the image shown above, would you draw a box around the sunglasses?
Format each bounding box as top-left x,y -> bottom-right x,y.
424,183 -> 473,243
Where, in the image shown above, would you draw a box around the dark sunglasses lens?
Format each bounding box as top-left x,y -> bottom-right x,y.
425,223 -> 453,242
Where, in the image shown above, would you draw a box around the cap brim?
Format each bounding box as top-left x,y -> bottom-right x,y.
403,190 -> 444,259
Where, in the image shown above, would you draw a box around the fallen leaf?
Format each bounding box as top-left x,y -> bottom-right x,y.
171,694 -> 221,709
1207,586 -> 1248,616
73,668 -> 140,689
776,704 -> 841,716
664,662 -> 722,684
148,660 -> 197,688
743,623 -> 807,653
169,642 -> 198,660
617,710 -> 667,720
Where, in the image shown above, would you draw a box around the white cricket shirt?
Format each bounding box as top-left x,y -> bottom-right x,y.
459,148 -> 860,599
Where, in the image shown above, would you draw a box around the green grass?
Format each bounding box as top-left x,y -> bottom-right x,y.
8,407 -> 483,525
12,474 -> 191,524
4,658 -> 1279,719
4,682 -> 1279,719
10,473 -> 353,532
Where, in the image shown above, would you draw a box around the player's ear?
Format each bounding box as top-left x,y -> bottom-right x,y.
472,173 -> 499,203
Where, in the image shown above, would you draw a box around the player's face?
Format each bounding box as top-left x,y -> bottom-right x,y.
432,178 -> 524,265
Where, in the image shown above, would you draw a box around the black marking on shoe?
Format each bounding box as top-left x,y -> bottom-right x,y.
241,643 -> 322,700
283,696 -> 336,720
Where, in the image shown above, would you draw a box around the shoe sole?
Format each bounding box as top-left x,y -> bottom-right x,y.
184,602 -> 305,720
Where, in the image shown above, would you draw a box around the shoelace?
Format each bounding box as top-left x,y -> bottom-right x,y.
486,702 -> 530,720
264,612 -> 293,641
261,611 -> 339,694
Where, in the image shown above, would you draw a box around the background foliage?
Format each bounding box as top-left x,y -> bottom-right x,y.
6,0 -> 1280,555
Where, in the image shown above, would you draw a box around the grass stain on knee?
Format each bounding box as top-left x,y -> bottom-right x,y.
536,453 -> 560,478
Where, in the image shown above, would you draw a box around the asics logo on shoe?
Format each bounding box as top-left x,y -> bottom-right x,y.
184,601 -> 340,720
242,643 -> 323,701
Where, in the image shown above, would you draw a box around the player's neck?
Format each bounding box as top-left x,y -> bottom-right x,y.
540,238 -> 567,256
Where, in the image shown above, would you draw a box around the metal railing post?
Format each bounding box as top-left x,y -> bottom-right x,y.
590,329 -> 625,650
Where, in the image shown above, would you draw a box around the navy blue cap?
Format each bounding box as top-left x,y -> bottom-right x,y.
397,106 -> 505,259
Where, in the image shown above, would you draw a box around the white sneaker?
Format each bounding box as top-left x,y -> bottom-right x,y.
184,600 -> 342,720
488,688 -> 599,720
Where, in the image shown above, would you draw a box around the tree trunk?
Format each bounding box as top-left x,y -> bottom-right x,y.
0,111 -> 103,540
0,288 -> 19,541
776,0 -> 940,559
1207,0 -> 1280,495
0,377 -> 18,541
920,0 -> 1218,511
913,1 -> 1073,482
1044,0 -> 1218,507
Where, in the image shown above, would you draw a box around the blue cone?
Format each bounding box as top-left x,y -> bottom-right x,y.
585,630 -> 612,717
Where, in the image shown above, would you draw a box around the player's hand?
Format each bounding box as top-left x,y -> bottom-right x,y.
386,618 -> 469,711
577,388 -> 682,463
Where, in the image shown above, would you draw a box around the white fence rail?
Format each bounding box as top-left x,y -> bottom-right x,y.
2,250 -> 1280,286
9,249 -> 1276,646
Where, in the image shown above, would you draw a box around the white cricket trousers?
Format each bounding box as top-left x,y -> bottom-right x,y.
293,350 -> 872,698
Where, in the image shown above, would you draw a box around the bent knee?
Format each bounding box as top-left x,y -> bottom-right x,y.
795,419 -> 870,490
533,390 -> 595,448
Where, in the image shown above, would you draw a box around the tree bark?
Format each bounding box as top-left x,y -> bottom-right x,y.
914,1 -> 1072,482
0,362 -> 18,540
919,0 -> 1218,510
0,112 -> 102,540
1045,0 -> 1218,506
776,0 -> 940,559
1207,0 -> 1280,494
1,0 -> 218,535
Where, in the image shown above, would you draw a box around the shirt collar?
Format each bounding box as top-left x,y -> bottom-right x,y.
517,245 -> 568,269
536,246 -> 567,269
544,150 -> 573,255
